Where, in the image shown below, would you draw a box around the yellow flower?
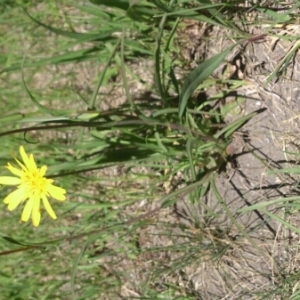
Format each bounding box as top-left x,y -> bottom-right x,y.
0,146 -> 66,227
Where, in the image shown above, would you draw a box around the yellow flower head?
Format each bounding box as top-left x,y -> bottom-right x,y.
0,146 -> 66,227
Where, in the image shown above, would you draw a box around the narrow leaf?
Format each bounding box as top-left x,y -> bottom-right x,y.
178,45 -> 235,118
89,0 -> 130,10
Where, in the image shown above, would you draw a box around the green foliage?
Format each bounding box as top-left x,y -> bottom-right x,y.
1,0 -> 300,299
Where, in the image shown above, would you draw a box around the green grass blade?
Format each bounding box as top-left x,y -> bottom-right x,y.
178,45 -> 235,119
214,110 -> 259,139
154,10 -> 168,105
1,47 -> 107,73
161,172 -> 215,208
89,0 -> 130,10
22,64 -> 56,115
89,40 -> 121,110
24,9 -> 115,42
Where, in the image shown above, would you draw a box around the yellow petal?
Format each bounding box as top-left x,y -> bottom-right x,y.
48,184 -> 66,201
18,183 -> 33,200
40,165 -> 47,177
19,146 -> 30,166
21,198 -> 34,222
32,198 -> 41,227
29,154 -> 37,170
15,158 -> 26,172
3,188 -> 23,203
4,189 -> 25,210
0,176 -> 21,185
6,163 -> 23,177
42,196 -> 57,219
20,146 -> 37,171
